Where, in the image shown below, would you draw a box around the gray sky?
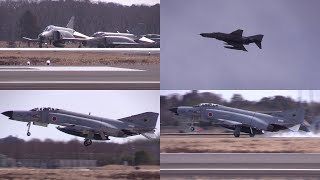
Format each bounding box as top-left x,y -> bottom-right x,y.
161,0 -> 320,89
0,90 -> 159,144
160,90 -> 320,103
90,0 -> 159,6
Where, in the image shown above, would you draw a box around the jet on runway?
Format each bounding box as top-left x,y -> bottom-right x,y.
83,24 -> 159,48
2,107 -> 159,146
200,29 -> 263,51
169,103 -> 306,137
23,16 -> 88,48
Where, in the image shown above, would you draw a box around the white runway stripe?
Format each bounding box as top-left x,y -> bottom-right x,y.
0,81 -> 159,84
161,168 -> 320,171
0,66 -> 144,72
0,48 -> 160,53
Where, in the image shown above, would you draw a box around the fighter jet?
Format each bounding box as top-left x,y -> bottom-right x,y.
82,23 -> 158,48
169,103 -> 305,137
2,107 -> 158,146
200,29 -> 263,51
23,16 -> 88,48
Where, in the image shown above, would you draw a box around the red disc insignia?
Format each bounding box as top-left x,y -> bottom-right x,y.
52,116 -> 57,122
208,112 -> 213,117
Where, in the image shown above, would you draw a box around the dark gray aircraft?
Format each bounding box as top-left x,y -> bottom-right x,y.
169,103 -> 305,137
200,29 -> 263,51
23,16 -> 88,48
2,107 -> 158,146
83,24 -> 159,48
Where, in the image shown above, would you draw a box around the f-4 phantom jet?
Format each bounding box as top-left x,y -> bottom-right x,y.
169,103 -> 306,137
2,107 -> 158,146
23,16 -> 88,48
82,23 -> 159,48
200,29 -> 263,51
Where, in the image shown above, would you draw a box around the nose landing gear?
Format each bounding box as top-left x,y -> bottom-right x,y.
27,122 -> 32,136
84,139 -> 92,146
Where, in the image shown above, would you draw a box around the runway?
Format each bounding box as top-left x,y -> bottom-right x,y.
0,48 -> 160,54
0,65 -> 159,89
161,153 -> 320,179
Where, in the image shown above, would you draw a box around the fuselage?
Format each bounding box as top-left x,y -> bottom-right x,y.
200,32 -> 253,45
171,103 -> 302,132
3,108 -> 148,138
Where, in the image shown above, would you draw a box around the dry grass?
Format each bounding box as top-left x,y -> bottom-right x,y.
161,136 -> 320,153
0,51 -> 159,66
0,165 -> 159,180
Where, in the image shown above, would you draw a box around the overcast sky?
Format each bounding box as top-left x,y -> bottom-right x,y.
161,0 -> 320,89
0,90 -> 159,144
160,90 -> 320,103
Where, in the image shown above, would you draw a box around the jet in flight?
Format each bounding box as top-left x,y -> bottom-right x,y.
169,103 -> 305,137
2,107 -> 159,146
23,16 -> 88,48
200,29 -> 263,51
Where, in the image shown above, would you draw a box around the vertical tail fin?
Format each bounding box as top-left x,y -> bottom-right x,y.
272,107 -> 305,124
66,16 -> 75,29
250,34 -> 263,49
118,112 -> 159,129
130,23 -> 147,36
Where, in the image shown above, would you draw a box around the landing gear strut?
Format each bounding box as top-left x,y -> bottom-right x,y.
84,139 -> 92,146
234,126 -> 241,137
249,127 -> 255,137
27,122 -> 31,136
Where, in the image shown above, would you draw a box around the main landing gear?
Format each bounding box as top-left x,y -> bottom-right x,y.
249,127 -> 255,137
234,126 -> 241,137
27,122 -> 32,136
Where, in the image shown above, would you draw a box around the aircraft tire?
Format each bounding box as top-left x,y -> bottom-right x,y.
27,132 -> 31,136
249,132 -> 255,137
190,126 -> 195,132
234,126 -> 241,137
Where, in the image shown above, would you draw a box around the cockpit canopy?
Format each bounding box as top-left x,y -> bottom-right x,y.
194,103 -> 219,107
44,25 -> 54,31
30,107 -> 58,111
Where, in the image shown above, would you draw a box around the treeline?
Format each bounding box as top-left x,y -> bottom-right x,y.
161,90 -> 320,126
0,136 -> 159,166
0,0 -> 160,41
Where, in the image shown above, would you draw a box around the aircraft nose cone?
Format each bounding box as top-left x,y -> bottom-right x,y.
2,111 -> 13,118
169,107 -> 178,114
200,33 -> 205,37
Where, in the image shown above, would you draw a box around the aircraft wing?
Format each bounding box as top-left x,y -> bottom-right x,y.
73,31 -> 89,39
22,37 -> 39,42
224,42 -> 247,51
216,119 -> 243,126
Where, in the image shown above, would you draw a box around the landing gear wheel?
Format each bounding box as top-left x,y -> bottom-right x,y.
190,126 -> 195,132
234,126 -> 241,137
84,139 -> 92,146
27,132 -> 31,136
249,131 -> 255,137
